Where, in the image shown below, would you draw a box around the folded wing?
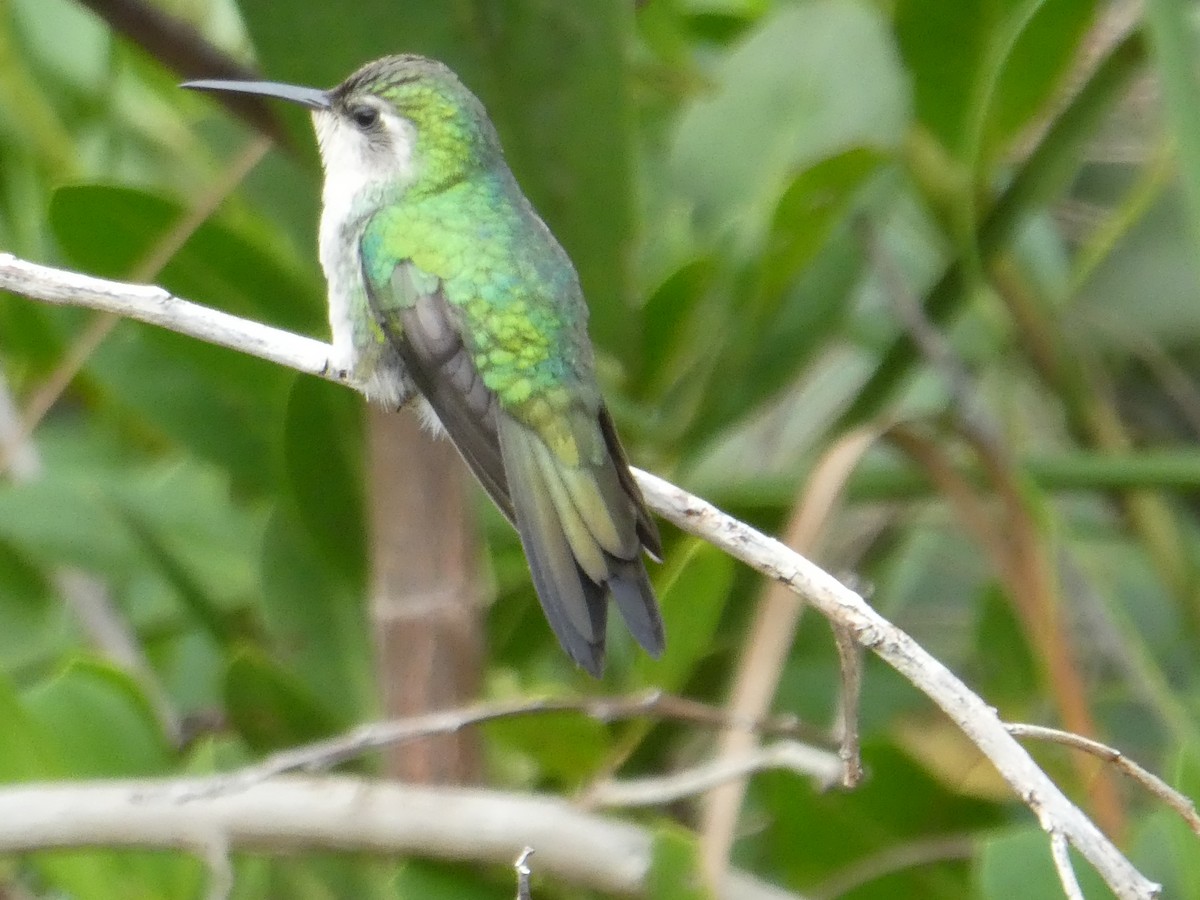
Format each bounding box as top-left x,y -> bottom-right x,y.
362,258 -> 663,675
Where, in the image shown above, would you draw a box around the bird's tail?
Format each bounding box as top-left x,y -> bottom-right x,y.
497,411 -> 663,676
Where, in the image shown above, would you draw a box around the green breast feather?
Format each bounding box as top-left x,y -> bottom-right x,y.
360,177 -> 603,468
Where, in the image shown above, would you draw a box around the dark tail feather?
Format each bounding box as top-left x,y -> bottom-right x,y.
599,406 -> 662,559
498,414 -> 663,675
607,556 -> 664,657
498,415 -> 608,675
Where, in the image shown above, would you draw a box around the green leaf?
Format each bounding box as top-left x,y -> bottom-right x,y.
760,148 -> 885,296
976,825 -> 1113,899
393,859 -> 497,900
0,669 -> 60,780
894,0 -> 993,157
1143,744 -> 1200,897
259,507 -> 373,717
0,477 -> 137,572
23,658 -> 172,777
897,0 -> 1097,166
984,0 -> 1098,160
282,376 -> 366,588
49,184 -> 322,330
757,743 -> 998,891
250,854 -> 393,900
635,539 -> 732,690
11,661 -> 203,898
12,0 -> 110,94
483,710 -> 612,785
1130,808 -> 1200,900
0,538 -> 67,675
0,676 -> 146,900
685,225 -> 864,447
1078,191 -> 1200,346
0,296 -> 64,378
48,184 -> 316,490
671,0 -> 908,241
970,583 -> 1038,710
1145,0 -> 1200,252
648,824 -> 713,900
680,150 -> 878,442
116,502 -> 239,646
634,256 -> 717,399
223,646 -> 346,753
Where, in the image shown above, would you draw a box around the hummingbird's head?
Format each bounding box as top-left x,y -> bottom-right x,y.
184,55 -> 502,203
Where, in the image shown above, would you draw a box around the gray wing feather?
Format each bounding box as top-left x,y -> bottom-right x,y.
361,256 -> 663,674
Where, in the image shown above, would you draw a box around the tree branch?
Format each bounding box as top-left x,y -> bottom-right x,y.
514,847 -> 535,900
0,777 -> 804,900
0,254 -> 1166,899
1008,722 -> 1200,835
585,741 -> 842,809
180,689 -> 825,797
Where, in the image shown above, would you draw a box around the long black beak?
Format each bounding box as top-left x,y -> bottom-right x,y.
181,79 -> 331,110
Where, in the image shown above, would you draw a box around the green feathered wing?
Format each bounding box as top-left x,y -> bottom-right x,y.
359,203 -> 662,676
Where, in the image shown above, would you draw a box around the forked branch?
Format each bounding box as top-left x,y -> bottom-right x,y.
0,254 -> 1166,898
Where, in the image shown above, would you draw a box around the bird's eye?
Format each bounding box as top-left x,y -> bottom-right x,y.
350,105 -> 379,130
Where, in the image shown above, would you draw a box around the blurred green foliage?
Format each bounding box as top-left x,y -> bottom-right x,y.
1,0 -> 1199,896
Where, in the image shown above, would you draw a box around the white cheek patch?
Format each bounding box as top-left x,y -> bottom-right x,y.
379,110 -> 417,183
313,108 -> 417,200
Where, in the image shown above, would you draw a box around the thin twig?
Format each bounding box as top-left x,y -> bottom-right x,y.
636,468 -> 1158,899
866,214 -> 1126,837
702,425 -> 881,886
1050,830 -> 1087,900
177,690 -> 822,800
202,832 -> 233,900
0,367 -> 39,478
831,626 -> 864,788
807,834 -> 976,900
1009,722 -> 1200,835
0,256 -> 1164,899
585,741 -> 842,809
515,847 -> 534,900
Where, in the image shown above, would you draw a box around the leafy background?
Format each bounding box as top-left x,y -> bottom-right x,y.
1,0 -> 1199,897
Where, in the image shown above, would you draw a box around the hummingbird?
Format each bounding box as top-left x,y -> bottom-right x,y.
183,55 -> 663,676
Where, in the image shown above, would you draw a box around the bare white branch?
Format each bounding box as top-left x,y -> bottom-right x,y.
202,831 -> 234,900
0,777 -> 804,900
585,741 -> 842,809
632,468 -> 1163,898
515,846 -> 535,900
1008,722 -> 1200,835
1050,830 -> 1087,900
175,690 -> 821,801
0,255 -> 1166,899
0,254 -> 344,389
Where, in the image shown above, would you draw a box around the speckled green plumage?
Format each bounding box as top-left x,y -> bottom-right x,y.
361,173 -> 602,469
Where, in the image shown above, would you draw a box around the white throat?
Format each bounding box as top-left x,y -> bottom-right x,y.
311,107 -> 418,380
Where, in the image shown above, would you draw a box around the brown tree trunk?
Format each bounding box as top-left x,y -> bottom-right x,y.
367,407 -> 485,783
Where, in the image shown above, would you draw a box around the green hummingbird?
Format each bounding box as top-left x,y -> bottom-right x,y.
184,55 -> 663,675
